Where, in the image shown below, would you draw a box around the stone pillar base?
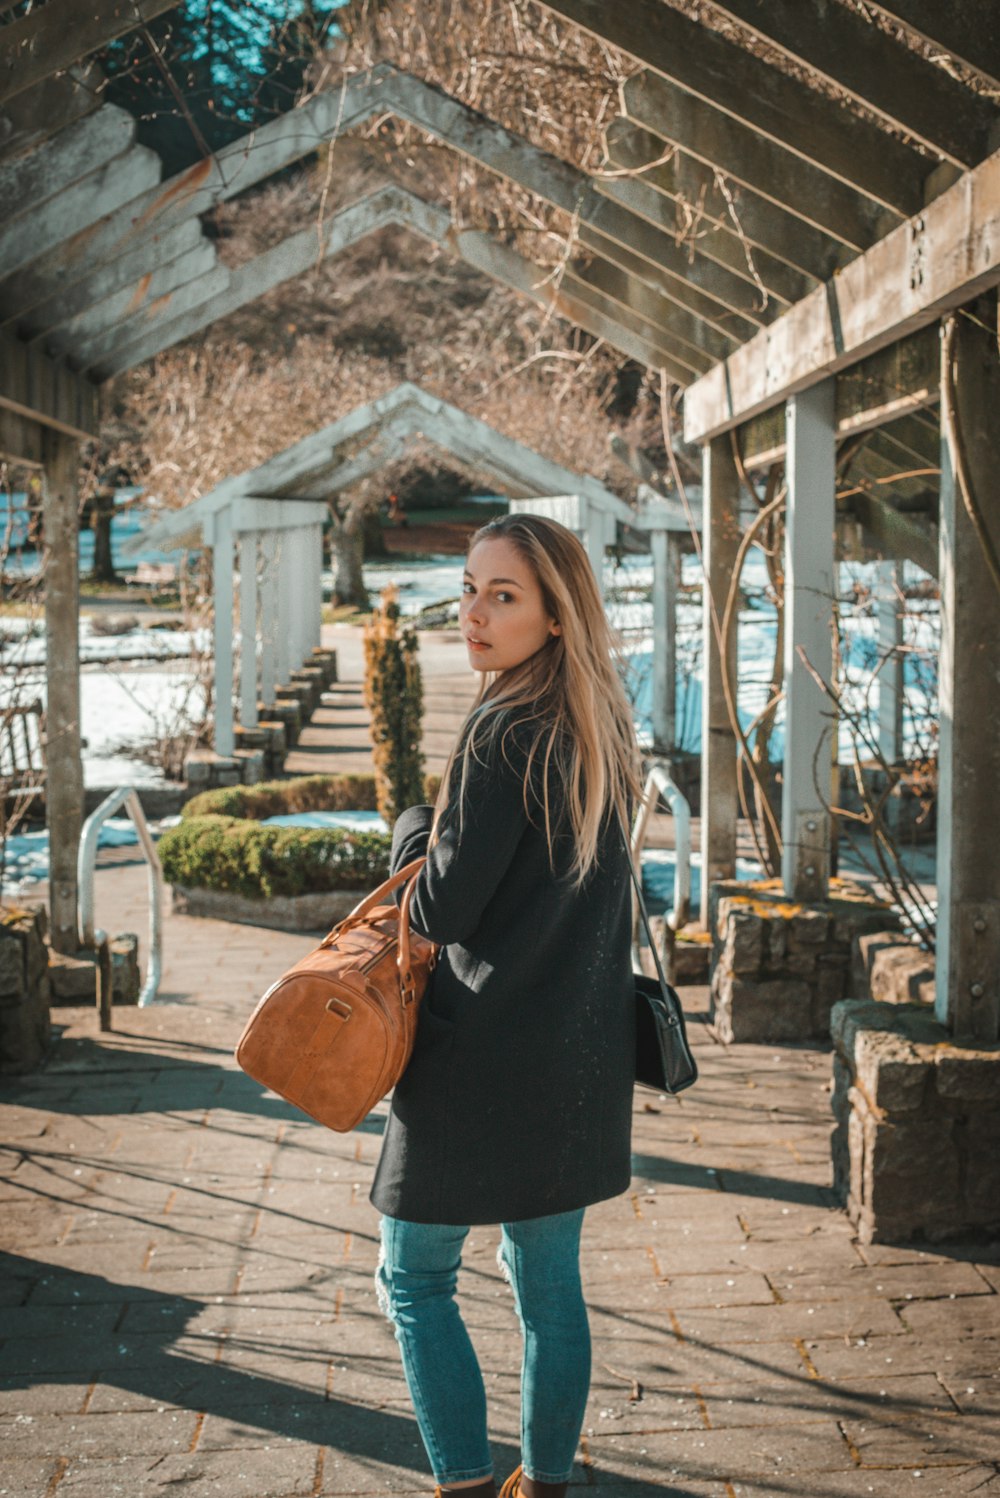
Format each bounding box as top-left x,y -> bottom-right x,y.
310,647 -> 338,687
831,999 -> 1000,1243
237,722 -> 287,776
184,749 -> 264,792
709,878 -> 900,1042
289,666 -> 324,715
0,907 -> 51,1074
258,699 -> 301,748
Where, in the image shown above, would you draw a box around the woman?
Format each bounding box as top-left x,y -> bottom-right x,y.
372,513 -> 642,1498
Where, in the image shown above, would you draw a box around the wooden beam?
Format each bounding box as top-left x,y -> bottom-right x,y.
935,305 -> 1000,1040
594,153 -> 811,306
0,105 -> 135,221
568,254 -> 738,366
0,62 -> 102,162
2,64 -> 785,342
0,327 -> 97,442
0,407 -> 43,466
682,147 -> 1000,443
558,269 -> 709,377
869,2 -> 1000,92
15,221 -> 206,340
707,0 -> 997,170
0,0 -> 181,107
536,0 -> 928,214
624,72 -> 890,252
92,187 -> 700,384
579,224 -> 761,342
604,119 -> 848,283
738,326 -> 940,465
0,143 -> 161,280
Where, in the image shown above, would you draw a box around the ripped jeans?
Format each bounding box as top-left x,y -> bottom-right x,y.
376,1209 -> 590,1486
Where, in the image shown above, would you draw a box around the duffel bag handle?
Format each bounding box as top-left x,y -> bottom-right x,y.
320,856 -> 426,947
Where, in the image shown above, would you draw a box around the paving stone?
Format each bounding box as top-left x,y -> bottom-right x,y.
897,1296 -> 1000,1341
56,1447 -> 317,1497
587,1418 -> 852,1482
842,1410 -> 1000,1466
731,1471 -> 1000,1497
805,1335 -> 998,1381
0,1459 -> 62,1498
674,1297 -> 906,1344
0,1407 -> 199,1457
766,1262 -> 994,1303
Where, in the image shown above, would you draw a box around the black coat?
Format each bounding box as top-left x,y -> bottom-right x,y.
369,721 -> 635,1225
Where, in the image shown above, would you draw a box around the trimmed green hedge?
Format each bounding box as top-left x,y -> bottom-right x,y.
182,771 -> 442,822
158,816 -> 392,899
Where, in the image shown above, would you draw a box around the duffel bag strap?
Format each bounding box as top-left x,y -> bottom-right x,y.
398,869 -> 436,1005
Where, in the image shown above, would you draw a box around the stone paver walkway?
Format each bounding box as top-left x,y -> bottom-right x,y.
2,880 -> 998,1497
0,625 -> 983,1495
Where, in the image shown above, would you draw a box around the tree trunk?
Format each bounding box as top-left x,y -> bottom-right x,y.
90,488 -> 119,584
329,500 -> 370,609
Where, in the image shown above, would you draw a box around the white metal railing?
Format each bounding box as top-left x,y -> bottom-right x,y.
78,787 -> 163,1029
630,761 -> 692,969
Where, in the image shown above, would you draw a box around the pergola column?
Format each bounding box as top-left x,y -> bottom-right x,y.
41,430 -> 84,955
781,378 -> 836,902
207,506 -> 235,757
239,531 -> 259,729
936,312 -> 1000,1041
700,435 -> 740,925
650,527 -> 681,754
877,561 -> 904,765
276,529 -> 293,686
259,531 -> 279,708
312,521 -> 324,650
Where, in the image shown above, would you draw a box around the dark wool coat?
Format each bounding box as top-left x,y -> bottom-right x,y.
369,720 -> 635,1226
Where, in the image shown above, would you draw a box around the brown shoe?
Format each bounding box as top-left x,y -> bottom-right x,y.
498,1470 -> 522,1498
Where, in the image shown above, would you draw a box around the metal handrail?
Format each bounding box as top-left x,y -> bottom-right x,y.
78,787 -> 163,1029
630,761 -> 692,965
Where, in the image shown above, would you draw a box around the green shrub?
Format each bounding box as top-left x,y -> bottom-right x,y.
363,588 -> 425,824
182,772 -> 380,820
183,771 -> 442,822
159,815 -> 391,898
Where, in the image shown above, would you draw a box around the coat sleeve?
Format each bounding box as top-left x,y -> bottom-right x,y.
396,729 -> 533,946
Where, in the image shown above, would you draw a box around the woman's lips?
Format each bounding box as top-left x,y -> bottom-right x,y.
466,638 -> 491,652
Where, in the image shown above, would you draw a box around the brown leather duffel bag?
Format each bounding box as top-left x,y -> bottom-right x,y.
234,857 -> 438,1132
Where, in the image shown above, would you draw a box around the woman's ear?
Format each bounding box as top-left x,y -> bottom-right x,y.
550,619 -> 562,637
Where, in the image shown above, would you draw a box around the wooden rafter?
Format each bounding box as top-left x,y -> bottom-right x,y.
707,0 -> 996,170
682,143 -> 1000,442
535,0 -> 929,212
0,0 -> 181,107
868,2 -> 1000,92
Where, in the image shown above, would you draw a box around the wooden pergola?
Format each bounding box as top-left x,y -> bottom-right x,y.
2,1 -> 998,1052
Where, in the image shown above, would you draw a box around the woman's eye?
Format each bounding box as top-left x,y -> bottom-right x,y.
461,582 -> 475,594
496,591 -> 514,603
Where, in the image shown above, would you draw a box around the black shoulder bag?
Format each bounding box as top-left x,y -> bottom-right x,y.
624,833 -> 699,1095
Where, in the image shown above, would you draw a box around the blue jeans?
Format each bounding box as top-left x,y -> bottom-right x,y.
376,1209 -> 590,1486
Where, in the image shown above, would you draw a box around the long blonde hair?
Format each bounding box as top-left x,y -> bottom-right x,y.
433,513 -> 642,886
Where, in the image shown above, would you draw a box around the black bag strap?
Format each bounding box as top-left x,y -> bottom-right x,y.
621,820 -> 673,996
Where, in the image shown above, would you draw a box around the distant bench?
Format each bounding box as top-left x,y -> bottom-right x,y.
126,562 -> 178,589
1,698 -> 46,810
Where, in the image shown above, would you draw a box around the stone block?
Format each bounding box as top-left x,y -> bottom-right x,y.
765,919 -> 786,965
933,1048 -> 1000,1104
183,753 -> 212,787
964,1114 -> 1000,1224
722,906 -> 763,974
47,948 -> 98,1006
0,926 -> 25,999
853,1028 -> 933,1115
673,935 -> 710,985
233,748 -> 265,785
788,909 -> 830,946
0,987 -> 50,1075
712,973 -> 813,1043
870,942 -> 935,1006
110,934 -> 141,1005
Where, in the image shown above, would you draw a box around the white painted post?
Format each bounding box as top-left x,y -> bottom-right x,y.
781,378 -> 836,901
700,436 -> 740,925
209,506 -> 235,757
311,521 -> 324,650
259,531 -> 279,708
41,430 -> 84,955
239,531 -> 259,730
583,499 -> 607,595
877,561 -> 904,765
650,527 -> 680,753
291,526 -> 310,670
936,314 -> 1000,1040
276,529 -> 293,686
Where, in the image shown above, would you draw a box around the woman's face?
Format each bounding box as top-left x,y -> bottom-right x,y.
460,536 -> 560,674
